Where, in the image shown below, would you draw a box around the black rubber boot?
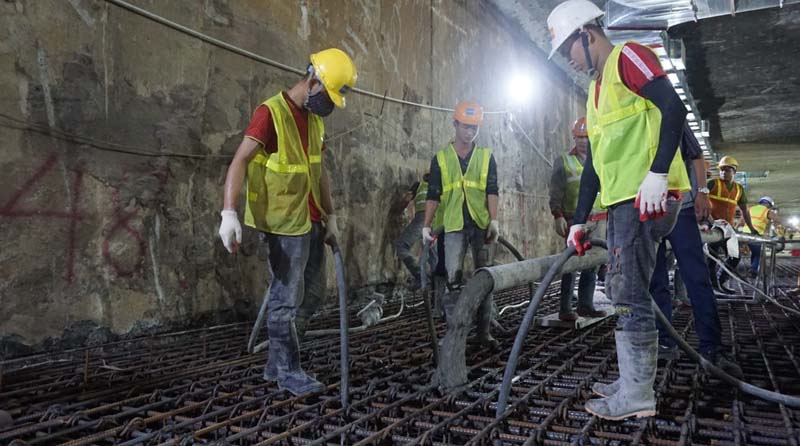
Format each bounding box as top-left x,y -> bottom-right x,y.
476,294 -> 499,350
265,321 -> 325,396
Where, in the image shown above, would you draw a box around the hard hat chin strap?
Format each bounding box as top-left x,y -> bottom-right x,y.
580,30 -> 595,77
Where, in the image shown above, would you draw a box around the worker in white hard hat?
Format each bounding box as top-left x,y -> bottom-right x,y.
743,196 -> 778,277
548,0 -> 691,420
217,48 -> 357,396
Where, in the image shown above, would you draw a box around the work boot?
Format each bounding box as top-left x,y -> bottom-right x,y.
267,321 -> 325,396
402,257 -> 422,290
585,330 -> 658,420
558,311 -> 579,322
476,295 -> 499,350
577,307 -> 607,318
592,378 -> 620,398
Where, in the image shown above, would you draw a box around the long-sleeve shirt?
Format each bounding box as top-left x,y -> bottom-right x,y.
426,146 -> 498,227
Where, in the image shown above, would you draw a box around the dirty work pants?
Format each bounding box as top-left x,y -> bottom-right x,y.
650,207 -> 722,355
265,223 -> 326,341
444,225 -> 492,323
607,200 -> 679,333
394,213 -> 424,285
748,243 -> 762,274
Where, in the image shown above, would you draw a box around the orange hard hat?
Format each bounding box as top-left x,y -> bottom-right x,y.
572,117 -> 588,137
453,100 -> 483,126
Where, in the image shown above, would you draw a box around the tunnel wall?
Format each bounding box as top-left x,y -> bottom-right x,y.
0,0 -> 586,356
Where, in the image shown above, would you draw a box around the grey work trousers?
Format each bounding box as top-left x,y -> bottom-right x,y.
606,200 -> 680,333
264,222 -> 326,339
395,212 -> 425,284
443,225 -> 493,323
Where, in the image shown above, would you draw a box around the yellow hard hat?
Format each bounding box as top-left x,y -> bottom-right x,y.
310,48 -> 357,109
718,155 -> 739,170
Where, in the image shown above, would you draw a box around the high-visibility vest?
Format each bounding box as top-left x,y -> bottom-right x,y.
586,43 -> 690,207
743,204 -> 770,234
562,153 -> 602,214
243,93 -> 325,235
436,144 -> 491,232
414,179 -> 429,213
709,178 -> 742,225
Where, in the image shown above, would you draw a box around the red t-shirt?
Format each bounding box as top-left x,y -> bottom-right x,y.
594,42 -> 666,107
244,92 -> 324,222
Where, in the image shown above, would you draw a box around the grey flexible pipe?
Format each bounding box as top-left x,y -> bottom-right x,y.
495,239 -> 800,420
331,244 -> 350,409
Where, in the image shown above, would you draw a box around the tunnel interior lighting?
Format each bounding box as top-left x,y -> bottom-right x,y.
507,73 -> 535,105
790,216 -> 799,227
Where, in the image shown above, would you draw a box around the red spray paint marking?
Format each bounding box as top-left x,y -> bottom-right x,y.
102,187 -> 146,277
0,153 -> 84,283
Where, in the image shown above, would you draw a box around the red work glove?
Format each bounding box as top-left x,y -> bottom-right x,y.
567,224 -> 592,256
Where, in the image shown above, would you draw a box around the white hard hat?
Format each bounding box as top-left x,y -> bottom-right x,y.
547,0 -> 605,60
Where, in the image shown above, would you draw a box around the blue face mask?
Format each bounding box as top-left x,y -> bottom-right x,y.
305,90 -> 335,117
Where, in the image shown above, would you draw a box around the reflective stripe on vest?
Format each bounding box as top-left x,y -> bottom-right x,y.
414,179 -> 429,213
437,144 -> 491,232
743,204 -> 770,234
585,43 -> 690,207
709,178 -> 742,224
562,153 -> 603,214
243,93 -> 325,235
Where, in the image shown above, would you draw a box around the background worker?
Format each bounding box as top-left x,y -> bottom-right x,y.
742,196 -> 777,277
548,0 -> 691,420
217,48 -> 356,396
549,117 -> 607,321
394,172 -> 431,289
647,124 -> 743,377
707,156 -> 759,293
422,100 -> 500,349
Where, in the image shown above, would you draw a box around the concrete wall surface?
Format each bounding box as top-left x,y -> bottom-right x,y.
0,0 -> 586,356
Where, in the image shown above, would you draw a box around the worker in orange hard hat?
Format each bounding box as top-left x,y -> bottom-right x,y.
549,117 -> 607,322
706,155 -> 759,294
218,48 -> 357,396
422,100 -> 500,349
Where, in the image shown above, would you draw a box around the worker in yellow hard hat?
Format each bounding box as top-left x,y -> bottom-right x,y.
548,0 -> 691,420
217,48 -> 357,396
706,155 -> 759,293
422,100 -> 500,349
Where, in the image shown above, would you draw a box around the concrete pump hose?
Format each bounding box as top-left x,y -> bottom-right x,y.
495,239 -> 800,421
331,243 -> 350,410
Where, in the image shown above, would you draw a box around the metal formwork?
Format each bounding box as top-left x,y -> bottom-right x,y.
2,273 -> 800,445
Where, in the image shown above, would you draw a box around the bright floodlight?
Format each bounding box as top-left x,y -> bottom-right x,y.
790,216 -> 799,227
507,73 -> 534,104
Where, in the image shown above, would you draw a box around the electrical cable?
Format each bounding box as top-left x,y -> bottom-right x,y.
495,239 -> 800,421
103,0 -> 509,115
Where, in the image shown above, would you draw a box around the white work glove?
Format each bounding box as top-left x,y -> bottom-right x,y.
554,216 -> 568,237
218,210 -> 242,253
486,219 -> 500,243
324,214 -> 340,245
422,226 -> 434,243
635,171 -> 669,221
566,223 -> 592,256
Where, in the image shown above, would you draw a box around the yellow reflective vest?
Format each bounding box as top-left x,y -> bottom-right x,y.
243,93 -> 325,235
586,44 -> 690,207
436,144 -> 491,232
743,204 -> 770,234
562,153 -> 602,214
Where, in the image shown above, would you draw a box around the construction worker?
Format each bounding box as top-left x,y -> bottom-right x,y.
707,156 -> 759,293
548,0 -> 691,420
394,172 -> 431,289
549,117 -> 606,321
217,48 -> 357,396
743,196 -> 777,277
422,100 -> 500,349
648,124 -> 742,377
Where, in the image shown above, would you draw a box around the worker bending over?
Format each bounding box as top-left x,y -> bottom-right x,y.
422,101 -> 500,349
548,0 -> 690,420
218,49 -> 356,396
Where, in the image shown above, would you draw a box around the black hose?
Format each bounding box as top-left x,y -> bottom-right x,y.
495,239 -> 800,420
331,244 -> 350,410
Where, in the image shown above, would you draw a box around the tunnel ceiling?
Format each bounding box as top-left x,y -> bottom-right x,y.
671,4 -> 800,217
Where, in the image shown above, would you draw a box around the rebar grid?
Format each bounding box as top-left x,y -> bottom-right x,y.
3,270 -> 800,445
